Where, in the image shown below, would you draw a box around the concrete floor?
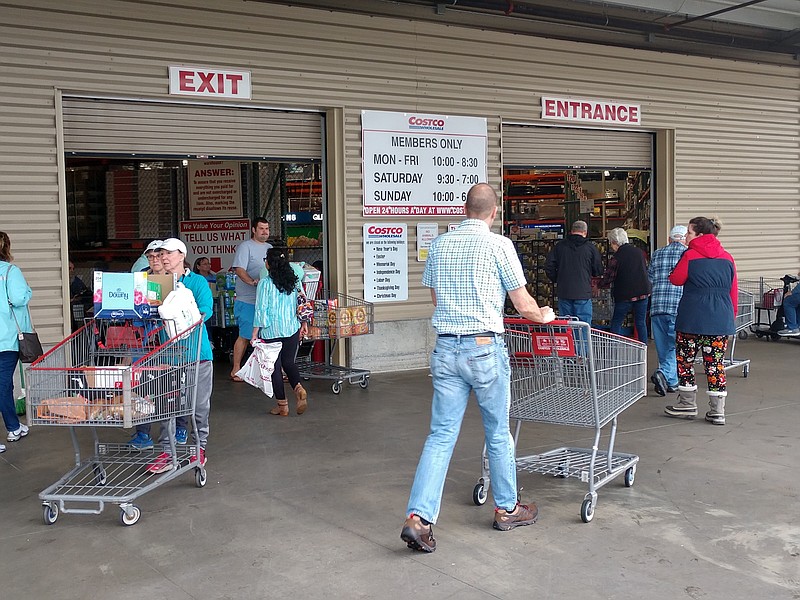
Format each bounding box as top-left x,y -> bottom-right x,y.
1,337 -> 798,599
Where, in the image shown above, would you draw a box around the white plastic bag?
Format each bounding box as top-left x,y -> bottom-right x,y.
235,340 -> 282,397
158,282 -> 201,339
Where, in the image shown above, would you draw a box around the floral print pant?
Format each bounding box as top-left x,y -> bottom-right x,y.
675,332 -> 728,392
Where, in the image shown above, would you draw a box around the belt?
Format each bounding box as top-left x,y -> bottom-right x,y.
438,331 -> 498,338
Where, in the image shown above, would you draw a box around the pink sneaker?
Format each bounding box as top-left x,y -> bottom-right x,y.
189,447 -> 206,467
146,452 -> 175,474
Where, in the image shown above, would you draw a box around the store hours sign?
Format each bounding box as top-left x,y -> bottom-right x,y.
362,110 -> 487,216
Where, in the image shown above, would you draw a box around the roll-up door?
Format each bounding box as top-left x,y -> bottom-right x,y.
63,97 -> 322,160
502,124 -> 652,169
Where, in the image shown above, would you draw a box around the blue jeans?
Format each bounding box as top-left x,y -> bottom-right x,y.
0,351 -> 21,434
783,291 -> 800,330
407,335 -> 517,524
651,314 -> 678,387
611,298 -> 649,344
558,298 -> 593,325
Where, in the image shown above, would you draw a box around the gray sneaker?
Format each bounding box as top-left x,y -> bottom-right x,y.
777,328 -> 800,336
493,503 -> 539,531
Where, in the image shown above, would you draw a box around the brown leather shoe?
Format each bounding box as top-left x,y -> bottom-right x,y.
493,503 -> 539,531
400,515 -> 436,552
269,402 -> 289,417
294,384 -> 307,415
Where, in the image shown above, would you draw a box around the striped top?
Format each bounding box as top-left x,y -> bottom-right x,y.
253,262 -> 304,340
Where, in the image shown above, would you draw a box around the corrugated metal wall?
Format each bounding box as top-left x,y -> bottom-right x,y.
1,0 -> 798,343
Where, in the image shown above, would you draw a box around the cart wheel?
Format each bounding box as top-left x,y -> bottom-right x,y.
120,505 -> 141,526
94,465 -> 107,486
743,364 -> 749,378
472,482 -> 488,506
580,498 -> 595,523
359,377 -> 369,389
42,503 -> 58,525
737,330 -> 748,340
331,382 -> 342,394
195,467 -> 207,488
624,466 -> 636,488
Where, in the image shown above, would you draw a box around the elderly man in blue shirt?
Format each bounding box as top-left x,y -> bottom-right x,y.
648,225 -> 688,396
400,183 -> 555,553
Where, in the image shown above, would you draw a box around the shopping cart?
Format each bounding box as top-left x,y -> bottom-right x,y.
26,317 -> 205,526
740,276 -> 798,341
296,292 -> 373,394
472,318 -> 647,523
721,288 -> 754,377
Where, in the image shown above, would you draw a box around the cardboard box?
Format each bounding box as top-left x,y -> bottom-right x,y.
84,366 -> 129,389
93,271 -> 151,319
146,274 -> 177,306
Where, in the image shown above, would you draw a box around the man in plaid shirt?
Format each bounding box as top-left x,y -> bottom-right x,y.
648,225 -> 688,396
401,183 -> 555,553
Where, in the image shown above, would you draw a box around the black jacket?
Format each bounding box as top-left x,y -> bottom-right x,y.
608,243 -> 652,302
544,234 -> 603,300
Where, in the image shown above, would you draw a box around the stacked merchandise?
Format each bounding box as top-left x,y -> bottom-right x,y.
214,272 -> 237,328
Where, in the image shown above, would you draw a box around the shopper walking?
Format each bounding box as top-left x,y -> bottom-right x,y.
251,247 -> 308,416
0,231 -> 32,452
401,183 -> 555,553
600,227 -> 651,343
230,218 -> 272,381
146,238 -> 214,473
648,225 -> 688,396
544,220 -> 603,324
664,217 -> 737,426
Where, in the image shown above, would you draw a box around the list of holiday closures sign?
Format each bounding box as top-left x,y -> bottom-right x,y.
363,223 -> 408,303
362,110 -> 487,216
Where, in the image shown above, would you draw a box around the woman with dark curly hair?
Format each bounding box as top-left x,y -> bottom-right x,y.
664,216 -> 737,426
252,247 -> 309,416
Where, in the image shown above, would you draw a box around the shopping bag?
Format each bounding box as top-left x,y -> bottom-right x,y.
18,331 -> 44,363
158,282 -> 202,339
296,288 -> 314,323
235,340 -> 282,397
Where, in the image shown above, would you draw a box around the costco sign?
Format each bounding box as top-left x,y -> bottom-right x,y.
169,66 -> 252,99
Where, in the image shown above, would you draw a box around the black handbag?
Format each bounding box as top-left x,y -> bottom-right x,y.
5,266 -> 43,363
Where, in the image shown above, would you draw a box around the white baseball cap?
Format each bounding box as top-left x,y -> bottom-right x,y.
669,225 -> 688,240
158,238 -> 187,254
145,239 -> 164,254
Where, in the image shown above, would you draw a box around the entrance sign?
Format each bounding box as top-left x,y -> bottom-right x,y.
179,219 -> 250,273
362,110 -> 487,216
541,96 -> 641,126
188,160 -> 242,219
169,66 -> 252,99
363,223 -> 408,302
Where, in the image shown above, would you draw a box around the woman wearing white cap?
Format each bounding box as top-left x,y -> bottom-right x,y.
146,238 -> 214,473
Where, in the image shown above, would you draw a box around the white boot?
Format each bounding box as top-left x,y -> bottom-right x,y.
665,385 -> 698,418
705,391 -> 726,425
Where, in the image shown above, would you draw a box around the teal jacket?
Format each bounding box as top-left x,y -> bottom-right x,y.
0,262 -> 33,352
253,263 -> 304,340
177,269 -> 214,361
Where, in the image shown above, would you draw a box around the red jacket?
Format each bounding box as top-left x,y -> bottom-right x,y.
669,234 -> 737,335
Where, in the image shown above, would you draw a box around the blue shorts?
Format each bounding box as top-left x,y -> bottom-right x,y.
234,300 -> 255,339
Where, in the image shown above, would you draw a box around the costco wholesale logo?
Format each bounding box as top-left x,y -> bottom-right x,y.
367,226 -> 404,238
408,116 -> 445,131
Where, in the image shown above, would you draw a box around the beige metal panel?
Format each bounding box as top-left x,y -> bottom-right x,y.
2,0 -> 800,332
62,98 -> 322,159
502,124 -> 653,169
